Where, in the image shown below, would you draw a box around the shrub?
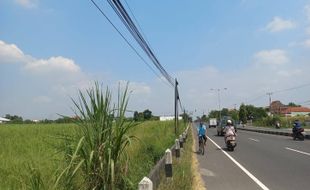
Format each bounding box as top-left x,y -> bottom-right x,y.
55,82 -> 137,189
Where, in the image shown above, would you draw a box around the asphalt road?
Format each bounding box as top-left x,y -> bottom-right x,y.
194,125 -> 310,190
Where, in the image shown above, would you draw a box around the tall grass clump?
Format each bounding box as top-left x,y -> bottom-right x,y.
55,82 -> 137,189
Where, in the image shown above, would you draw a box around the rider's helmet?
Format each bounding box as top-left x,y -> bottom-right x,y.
227,119 -> 232,125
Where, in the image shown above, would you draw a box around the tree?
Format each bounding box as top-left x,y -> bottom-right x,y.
143,109 -> 152,120
133,111 -> 139,121
180,112 -> 190,123
133,111 -> 144,121
221,108 -> 229,117
229,110 -> 239,122
208,110 -> 220,119
239,104 -> 247,124
201,114 -> 208,122
5,114 -> 23,123
244,105 -> 267,121
288,102 -> 301,107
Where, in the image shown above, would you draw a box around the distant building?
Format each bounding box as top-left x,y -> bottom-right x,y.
281,107 -> 310,117
270,101 -> 287,114
159,116 -> 182,121
0,117 -> 10,124
269,100 -> 310,116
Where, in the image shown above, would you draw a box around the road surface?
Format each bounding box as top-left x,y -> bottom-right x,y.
194,124 -> 310,190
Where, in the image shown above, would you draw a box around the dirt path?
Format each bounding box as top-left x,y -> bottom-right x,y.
191,123 -> 207,190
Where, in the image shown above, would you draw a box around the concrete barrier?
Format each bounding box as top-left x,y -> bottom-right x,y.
139,177 -> 153,190
237,126 -> 310,140
138,124 -> 191,189
164,149 -> 172,178
179,134 -> 183,148
175,139 -> 180,158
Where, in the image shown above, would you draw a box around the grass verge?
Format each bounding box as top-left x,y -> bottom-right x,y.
157,124 -> 193,190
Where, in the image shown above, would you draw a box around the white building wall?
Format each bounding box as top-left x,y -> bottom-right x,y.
159,116 -> 182,121
290,112 -> 310,117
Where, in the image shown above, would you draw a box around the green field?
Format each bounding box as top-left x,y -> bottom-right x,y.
0,121 -> 185,189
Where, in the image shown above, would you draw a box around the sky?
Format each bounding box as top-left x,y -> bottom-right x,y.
1,0 -> 310,120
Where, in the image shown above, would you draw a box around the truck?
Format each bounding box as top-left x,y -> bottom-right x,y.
209,118 -> 217,128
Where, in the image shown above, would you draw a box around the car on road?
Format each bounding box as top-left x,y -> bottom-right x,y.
217,116 -> 235,136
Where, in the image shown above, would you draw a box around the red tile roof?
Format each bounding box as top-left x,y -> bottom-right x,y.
282,107 -> 310,114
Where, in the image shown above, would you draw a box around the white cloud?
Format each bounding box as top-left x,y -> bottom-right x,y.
33,96 -> 52,103
0,40 -> 27,63
0,40 -> 92,119
171,60 -> 310,117
303,39 -> 310,48
277,69 -> 302,77
15,0 -> 38,8
254,49 -> 289,65
24,56 -> 80,74
265,17 -> 296,32
305,5 -> 310,21
129,82 -> 151,95
0,40 -> 81,75
306,27 -> 310,35
114,80 -> 151,95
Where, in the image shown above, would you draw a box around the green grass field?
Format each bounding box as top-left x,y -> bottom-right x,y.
0,121 -> 185,189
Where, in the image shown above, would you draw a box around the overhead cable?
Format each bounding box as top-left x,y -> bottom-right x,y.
107,0 -> 174,86
90,0 -> 172,88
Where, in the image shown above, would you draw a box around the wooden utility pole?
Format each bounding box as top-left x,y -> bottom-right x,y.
174,79 -> 178,135
267,92 -> 273,114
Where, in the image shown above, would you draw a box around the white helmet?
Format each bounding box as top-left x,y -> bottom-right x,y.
227,120 -> 232,125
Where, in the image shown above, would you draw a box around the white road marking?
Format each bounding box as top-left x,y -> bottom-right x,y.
200,168 -> 216,177
208,137 -> 270,190
285,147 -> 310,156
249,138 -> 260,142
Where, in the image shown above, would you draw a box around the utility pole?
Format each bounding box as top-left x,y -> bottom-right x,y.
174,79 -> 178,135
267,92 -> 273,114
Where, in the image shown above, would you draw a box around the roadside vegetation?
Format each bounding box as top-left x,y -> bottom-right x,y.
157,126 -> 193,190
200,103 -> 310,128
0,82 -> 186,189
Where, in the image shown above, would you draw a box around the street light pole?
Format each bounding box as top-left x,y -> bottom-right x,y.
211,88 -> 227,122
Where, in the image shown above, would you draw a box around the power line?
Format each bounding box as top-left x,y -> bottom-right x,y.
89,0 -> 172,88
246,82 -> 310,104
90,0 -> 185,118
123,0 -> 152,48
106,0 -> 174,86
272,82 -> 310,94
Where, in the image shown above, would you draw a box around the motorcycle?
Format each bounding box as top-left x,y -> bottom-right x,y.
292,127 -> 305,141
225,135 -> 237,151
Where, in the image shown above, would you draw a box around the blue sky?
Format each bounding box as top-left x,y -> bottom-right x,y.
1,0 -> 310,119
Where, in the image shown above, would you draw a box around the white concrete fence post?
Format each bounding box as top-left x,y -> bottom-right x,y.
175,139 -> 180,158
138,177 -> 153,190
182,132 -> 186,142
185,127 -> 188,139
165,149 -> 173,178
179,134 -> 183,148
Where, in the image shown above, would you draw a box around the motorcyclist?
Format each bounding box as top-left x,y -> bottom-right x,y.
293,120 -> 301,130
224,119 -> 236,143
197,121 -> 207,145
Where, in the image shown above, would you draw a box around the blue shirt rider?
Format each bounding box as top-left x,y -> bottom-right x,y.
197,122 -> 207,145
